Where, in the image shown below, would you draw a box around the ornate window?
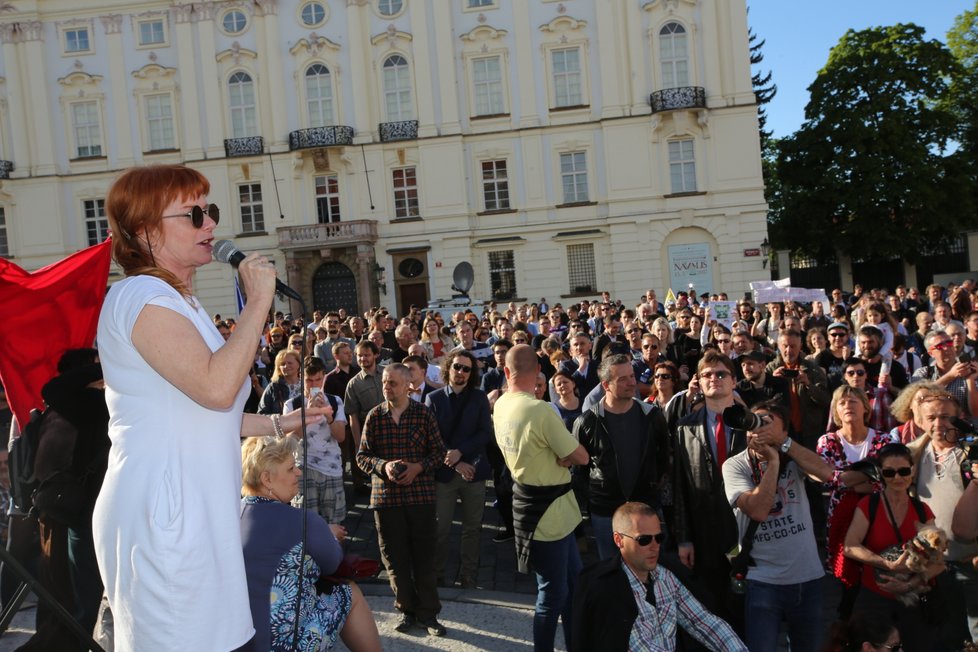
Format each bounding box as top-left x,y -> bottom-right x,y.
659,22 -> 689,89
551,47 -> 582,108
83,199 -> 109,246
305,64 -> 334,127
144,94 -> 175,151
315,174 -> 341,223
239,183 -> 265,233
63,27 -> 92,54
378,0 -> 404,17
472,56 -> 505,116
300,2 -> 327,27
559,151 -> 588,204
222,10 -> 248,35
668,138 -> 696,193
488,250 -> 517,300
382,55 -> 414,121
137,19 -> 166,47
228,72 -> 257,138
481,160 -> 510,211
70,101 -> 103,158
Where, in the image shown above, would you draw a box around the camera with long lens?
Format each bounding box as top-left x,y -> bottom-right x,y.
722,404 -> 770,431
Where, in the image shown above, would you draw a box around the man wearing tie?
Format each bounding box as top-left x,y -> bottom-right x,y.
672,351 -> 746,627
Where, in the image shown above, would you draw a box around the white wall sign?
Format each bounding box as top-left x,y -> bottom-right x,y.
668,243 -> 713,296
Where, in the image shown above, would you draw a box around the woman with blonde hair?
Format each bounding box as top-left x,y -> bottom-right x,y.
93,165 -> 329,649
241,437 -> 380,651
419,316 -> 455,364
258,348 -> 302,415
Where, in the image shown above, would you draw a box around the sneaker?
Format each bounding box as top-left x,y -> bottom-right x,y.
419,617 -> 447,637
394,613 -> 416,633
492,531 -> 514,543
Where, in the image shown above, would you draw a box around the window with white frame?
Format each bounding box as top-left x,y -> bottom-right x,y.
239,183 -> 265,233
305,64 -> 334,127
392,167 -> 419,219
559,151 -> 588,204
488,250 -> 517,300
472,56 -> 505,116
228,72 -> 257,138
467,0 -> 496,9
378,0 -> 403,17
300,2 -> 327,27
137,19 -> 166,46
383,55 -> 413,121
0,207 -> 8,257
567,243 -> 596,294
63,27 -> 91,54
71,101 -> 103,158
83,199 -> 109,246
659,22 -> 689,89
144,94 -> 175,151
315,174 -> 341,223
668,139 -> 696,193
481,160 -> 510,211
551,47 -> 582,108
222,10 -> 248,35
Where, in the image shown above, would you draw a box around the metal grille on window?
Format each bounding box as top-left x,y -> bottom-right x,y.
488,250 -> 516,300
567,243 -> 596,294
0,207 -> 8,257
393,167 -> 419,218
315,175 -> 341,223
239,183 -> 265,233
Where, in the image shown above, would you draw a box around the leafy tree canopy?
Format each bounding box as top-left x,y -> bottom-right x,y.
769,24 -> 972,262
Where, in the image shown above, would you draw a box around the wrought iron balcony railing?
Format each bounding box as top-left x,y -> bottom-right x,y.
649,87 -> 706,113
0,160 -> 12,179
379,120 -> 419,143
224,136 -> 264,158
288,126 -> 355,151
278,219 -> 379,250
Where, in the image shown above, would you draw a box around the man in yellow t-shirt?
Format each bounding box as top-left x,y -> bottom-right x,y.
493,344 -> 589,652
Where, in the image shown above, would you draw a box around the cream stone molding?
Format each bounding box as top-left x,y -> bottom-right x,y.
254,0 -> 278,17
459,25 -> 508,43
347,0 -> 369,6
288,33 -> 341,57
474,147 -> 508,160
131,63 -> 178,81
538,15 -> 587,34
100,14 -> 123,35
58,70 -> 103,89
370,24 -> 412,47
57,17 -> 93,29
216,42 -> 258,65
642,0 -> 697,13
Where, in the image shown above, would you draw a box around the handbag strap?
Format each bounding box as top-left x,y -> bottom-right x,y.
881,492 -> 905,544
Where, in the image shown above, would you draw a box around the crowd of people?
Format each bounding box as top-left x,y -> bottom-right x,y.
3,163 -> 978,652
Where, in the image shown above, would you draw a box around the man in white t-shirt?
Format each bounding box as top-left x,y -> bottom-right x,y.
723,400 -> 834,652
285,356 -> 347,524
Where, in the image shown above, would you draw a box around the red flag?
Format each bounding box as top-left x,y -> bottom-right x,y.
0,239 -> 112,428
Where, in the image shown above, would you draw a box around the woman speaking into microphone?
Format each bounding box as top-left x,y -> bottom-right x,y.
94,165 -> 328,650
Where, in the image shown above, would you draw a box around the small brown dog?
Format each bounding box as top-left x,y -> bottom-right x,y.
875,525 -> 948,607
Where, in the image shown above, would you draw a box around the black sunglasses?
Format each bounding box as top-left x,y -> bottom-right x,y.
845,369 -> 866,377
618,532 -> 665,546
452,363 -> 472,373
881,467 -> 912,478
162,203 -> 220,228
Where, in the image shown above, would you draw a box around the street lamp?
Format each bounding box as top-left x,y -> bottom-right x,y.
760,238 -> 771,269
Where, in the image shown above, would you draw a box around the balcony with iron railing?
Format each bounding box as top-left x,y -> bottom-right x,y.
278,219 -> 379,251
288,125 -> 355,151
379,120 -> 419,142
224,136 -> 264,158
649,87 -> 706,113
0,160 -> 12,179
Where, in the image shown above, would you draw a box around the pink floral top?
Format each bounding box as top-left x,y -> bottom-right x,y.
816,428 -> 896,518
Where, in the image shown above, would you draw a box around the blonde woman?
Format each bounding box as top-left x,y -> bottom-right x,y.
240,437 -> 380,651
419,317 -> 455,364
258,348 -> 302,415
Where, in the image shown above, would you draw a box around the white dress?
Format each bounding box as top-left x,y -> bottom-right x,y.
93,276 -> 253,651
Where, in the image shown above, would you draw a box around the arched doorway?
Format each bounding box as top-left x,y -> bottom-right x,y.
312,261 -> 358,314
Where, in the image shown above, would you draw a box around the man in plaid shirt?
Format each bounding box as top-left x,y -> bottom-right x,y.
356,362 -> 448,637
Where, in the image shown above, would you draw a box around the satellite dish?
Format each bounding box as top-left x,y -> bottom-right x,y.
451,261 -> 474,297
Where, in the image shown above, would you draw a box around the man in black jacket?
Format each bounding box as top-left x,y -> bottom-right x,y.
573,354 -> 668,560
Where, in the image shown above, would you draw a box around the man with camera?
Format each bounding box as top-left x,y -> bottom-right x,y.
722,400 -> 834,652
908,388 -> 978,648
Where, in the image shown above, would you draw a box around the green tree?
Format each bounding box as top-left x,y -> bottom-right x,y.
749,28 -> 777,154
768,24 -> 970,262
947,4 -> 978,223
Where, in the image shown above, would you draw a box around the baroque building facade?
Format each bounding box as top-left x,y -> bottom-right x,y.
0,0 -> 769,316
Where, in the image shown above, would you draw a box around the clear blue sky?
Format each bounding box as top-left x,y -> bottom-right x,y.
746,0 -> 972,138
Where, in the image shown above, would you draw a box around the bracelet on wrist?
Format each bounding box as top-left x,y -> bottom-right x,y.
270,414 -> 285,438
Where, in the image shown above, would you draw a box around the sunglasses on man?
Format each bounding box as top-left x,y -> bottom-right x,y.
162,203 -> 221,228
617,532 -> 666,546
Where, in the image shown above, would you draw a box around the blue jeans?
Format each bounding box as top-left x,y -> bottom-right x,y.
745,578 -> 823,652
530,533 -> 581,652
589,513 -> 617,561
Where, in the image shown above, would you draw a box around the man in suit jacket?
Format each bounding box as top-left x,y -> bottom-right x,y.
404,355 -> 437,403
425,350 -> 493,588
672,351 -> 746,627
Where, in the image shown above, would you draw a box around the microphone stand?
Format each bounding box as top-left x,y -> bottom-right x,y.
289,298 -> 310,652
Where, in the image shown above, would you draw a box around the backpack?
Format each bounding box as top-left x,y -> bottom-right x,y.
867,492 -> 928,528
8,408 -> 46,513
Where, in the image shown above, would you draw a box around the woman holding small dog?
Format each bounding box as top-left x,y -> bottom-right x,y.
844,443 -> 944,651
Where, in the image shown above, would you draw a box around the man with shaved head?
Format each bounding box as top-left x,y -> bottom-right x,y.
493,344 -> 589,651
